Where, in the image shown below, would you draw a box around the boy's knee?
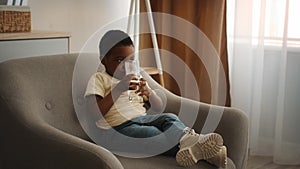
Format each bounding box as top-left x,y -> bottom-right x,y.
140,126 -> 162,137
163,113 -> 179,120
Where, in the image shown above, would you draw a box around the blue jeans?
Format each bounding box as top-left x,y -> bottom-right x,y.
113,113 -> 186,156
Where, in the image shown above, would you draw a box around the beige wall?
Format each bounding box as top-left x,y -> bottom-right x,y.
29,0 -> 131,53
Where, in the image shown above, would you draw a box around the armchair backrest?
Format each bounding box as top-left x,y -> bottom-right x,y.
0,54 -> 91,141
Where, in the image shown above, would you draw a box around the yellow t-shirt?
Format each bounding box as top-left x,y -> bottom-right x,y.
84,72 -> 146,129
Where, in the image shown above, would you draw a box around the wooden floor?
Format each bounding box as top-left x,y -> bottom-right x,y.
247,155 -> 300,169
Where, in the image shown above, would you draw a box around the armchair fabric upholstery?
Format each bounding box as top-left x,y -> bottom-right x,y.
0,53 -> 248,169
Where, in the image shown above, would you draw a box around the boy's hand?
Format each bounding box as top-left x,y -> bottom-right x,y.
114,74 -> 139,93
135,78 -> 164,112
135,78 -> 151,99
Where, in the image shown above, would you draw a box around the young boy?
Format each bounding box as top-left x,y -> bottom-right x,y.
85,30 -> 227,168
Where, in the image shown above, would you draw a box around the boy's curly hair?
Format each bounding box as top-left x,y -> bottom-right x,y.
99,30 -> 134,60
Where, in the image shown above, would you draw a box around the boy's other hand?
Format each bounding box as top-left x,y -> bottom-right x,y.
135,78 -> 151,98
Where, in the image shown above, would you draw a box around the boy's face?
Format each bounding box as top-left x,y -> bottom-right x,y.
101,45 -> 135,79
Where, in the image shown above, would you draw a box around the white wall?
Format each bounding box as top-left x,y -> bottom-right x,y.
29,0 -> 131,53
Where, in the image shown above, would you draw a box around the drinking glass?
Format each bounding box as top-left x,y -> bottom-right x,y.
124,59 -> 142,102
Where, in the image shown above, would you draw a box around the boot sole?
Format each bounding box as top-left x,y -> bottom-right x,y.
176,133 -> 223,167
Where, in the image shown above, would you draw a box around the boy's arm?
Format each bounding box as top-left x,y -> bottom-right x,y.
146,90 -> 164,113
95,74 -> 137,116
95,88 -> 122,116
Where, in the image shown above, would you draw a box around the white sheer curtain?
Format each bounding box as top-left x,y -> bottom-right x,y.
227,0 -> 300,165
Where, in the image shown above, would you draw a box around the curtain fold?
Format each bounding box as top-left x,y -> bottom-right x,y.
140,0 -> 231,106
227,0 -> 300,165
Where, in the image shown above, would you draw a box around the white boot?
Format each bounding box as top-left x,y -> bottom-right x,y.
176,128 -> 223,167
206,146 -> 227,168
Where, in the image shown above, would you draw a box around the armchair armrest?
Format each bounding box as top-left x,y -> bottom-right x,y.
0,99 -> 123,169
214,106 -> 249,169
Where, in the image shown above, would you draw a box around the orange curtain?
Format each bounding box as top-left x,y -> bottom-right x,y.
140,0 -> 231,106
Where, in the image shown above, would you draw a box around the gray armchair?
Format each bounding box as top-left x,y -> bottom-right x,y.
0,53 -> 248,169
